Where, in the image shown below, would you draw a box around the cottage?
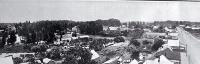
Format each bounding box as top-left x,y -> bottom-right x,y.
167,40 -> 179,50
143,55 -> 174,64
154,48 -> 180,63
103,56 -> 120,64
71,26 -> 80,33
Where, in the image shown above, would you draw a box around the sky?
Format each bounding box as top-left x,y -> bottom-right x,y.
0,0 -> 200,23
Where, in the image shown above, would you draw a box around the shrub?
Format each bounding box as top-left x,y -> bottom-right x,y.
131,51 -> 140,60
142,40 -> 152,45
114,36 -> 125,43
130,39 -> 140,47
151,39 -> 165,51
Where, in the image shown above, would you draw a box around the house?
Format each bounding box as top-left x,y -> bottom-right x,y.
167,40 -> 180,50
142,32 -> 166,39
164,27 -> 175,33
103,56 -> 120,64
143,58 -> 159,64
103,26 -> 121,37
91,50 -> 100,60
154,48 -> 180,63
143,55 -> 174,64
103,26 -> 109,31
153,26 -> 159,30
71,26 -> 80,33
191,27 -> 200,30
143,29 -> 151,32
108,27 -> 120,31
185,26 -> 191,29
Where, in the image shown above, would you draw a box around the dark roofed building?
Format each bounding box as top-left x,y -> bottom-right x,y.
154,48 -> 180,61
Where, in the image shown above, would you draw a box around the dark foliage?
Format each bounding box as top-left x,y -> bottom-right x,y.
128,29 -> 144,39
89,39 -> 110,51
95,18 -> 121,26
153,26 -> 166,33
79,21 -> 103,35
7,31 -> 16,45
142,40 -> 152,45
131,51 -> 140,60
151,39 -> 165,51
63,47 -> 92,64
114,36 -> 125,43
130,39 -> 140,47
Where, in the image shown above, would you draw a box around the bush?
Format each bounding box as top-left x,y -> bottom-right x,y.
130,39 -> 140,47
131,51 -> 140,60
89,40 -> 104,51
31,44 -> 48,53
13,57 -> 23,64
142,40 -> 152,45
151,39 -> 165,51
114,36 -> 125,43
127,29 -> 144,39
46,46 -> 62,60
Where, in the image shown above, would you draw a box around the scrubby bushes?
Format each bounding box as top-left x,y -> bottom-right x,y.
114,36 -> 125,43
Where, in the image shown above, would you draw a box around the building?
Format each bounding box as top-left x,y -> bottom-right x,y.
91,50 -> 100,60
71,26 -> 80,33
144,55 -> 174,64
154,48 -> 180,64
142,32 -> 166,39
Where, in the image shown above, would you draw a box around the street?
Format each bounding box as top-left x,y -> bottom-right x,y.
177,27 -> 200,64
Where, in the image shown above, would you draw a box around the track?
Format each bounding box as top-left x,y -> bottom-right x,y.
177,27 -> 200,64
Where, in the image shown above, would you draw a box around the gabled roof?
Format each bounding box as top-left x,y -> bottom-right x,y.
167,40 -> 179,47
129,59 -> 138,64
143,58 -> 159,64
159,55 -> 174,64
108,27 -> 119,30
155,48 -> 180,60
91,50 -> 100,60
103,56 -> 120,64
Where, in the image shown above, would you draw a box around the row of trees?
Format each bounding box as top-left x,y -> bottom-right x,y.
14,19 -> 122,44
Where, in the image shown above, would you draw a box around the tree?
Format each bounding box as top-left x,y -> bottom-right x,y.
130,39 -> 140,47
62,55 -> 78,64
151,39 -> 165,51
31,44 -> 48,53
47,46 -> 62,60
154,26 -> 166,33
114,36 -> 125,43
96,18 -> 121,26
0,30 -> 8,48
13,57 -> 23,64
89,40 -> 103,51
131,51 -> 140,60
128,29 -> 144,39
79,21 -> 103,35
7,31 -> 16,45
142,40 -> 151,45
64,47 -> 92,64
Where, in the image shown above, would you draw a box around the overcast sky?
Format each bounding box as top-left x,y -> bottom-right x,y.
0,0 -> 200,23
